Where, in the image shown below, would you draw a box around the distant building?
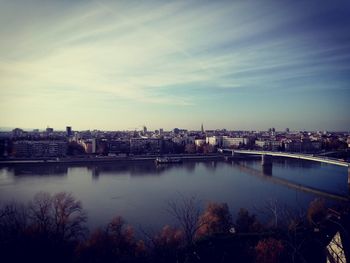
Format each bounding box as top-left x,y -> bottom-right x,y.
130,138 -> 162,154
222,136 -> 245,148
201,123 -> 204,133
206,136 -> 222,146
195,139 -> 206,147
162,139 -> 175,154
270,127 -> 276,136
255,140 -> 269,150
12,128 -> 24,138
13,141 -> 30,156
186,136 -> 196,144
284,140 -> 302,152
109,139 -> 130,154
92,138 -> 96,153
0,139 -> 8,157
48,141 -> 67,156
172,136 -> 185,146
270,140 -> 281,151
172,135 -> 193,146
66,126 -> 72,137
301,139 -> 322,152
80,138 -> 97,154
46,127 -> 54,136
13,140 -> 67,157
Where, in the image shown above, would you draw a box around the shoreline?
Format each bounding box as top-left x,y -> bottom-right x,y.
0,154 -> 257,166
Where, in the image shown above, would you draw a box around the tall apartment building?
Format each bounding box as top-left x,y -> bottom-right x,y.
13,141 -> 67,157
130,138 -> 162,154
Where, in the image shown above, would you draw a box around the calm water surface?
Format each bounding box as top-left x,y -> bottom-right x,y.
0,159 -> 348,231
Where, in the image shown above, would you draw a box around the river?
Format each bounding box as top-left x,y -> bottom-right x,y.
0,159 -> 348,231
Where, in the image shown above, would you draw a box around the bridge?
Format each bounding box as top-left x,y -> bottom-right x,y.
218,149 -> 350,186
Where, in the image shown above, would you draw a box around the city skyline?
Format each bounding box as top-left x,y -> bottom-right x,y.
3,124 -> 349,133
1,0 -> 350,131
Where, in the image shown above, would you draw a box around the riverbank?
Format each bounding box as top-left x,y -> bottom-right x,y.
0,154 -> 258,166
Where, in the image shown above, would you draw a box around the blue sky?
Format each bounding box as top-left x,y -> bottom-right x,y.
0,0 -> 349,131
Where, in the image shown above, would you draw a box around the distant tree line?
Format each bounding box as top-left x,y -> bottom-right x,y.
0,192 -> 349,263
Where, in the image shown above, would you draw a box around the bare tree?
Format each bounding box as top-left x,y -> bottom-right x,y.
29,192 -> 87,241
29,192 -> 53,234
255,199 -> 305,229
265,199 -> 279,228
255,199 -> 308,263
0,202 -> 28,237
52,192 -> 87,240
166,195 -> 203,244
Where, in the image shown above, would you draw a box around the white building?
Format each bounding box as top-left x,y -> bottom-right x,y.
255,140 -> 269,149
222,136 -> 244,148
91,138 -> 96,154
206,136 -> 222,146
195,139 -> 206,147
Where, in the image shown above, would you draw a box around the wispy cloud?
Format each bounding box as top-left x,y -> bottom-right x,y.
0,0 -> 349,129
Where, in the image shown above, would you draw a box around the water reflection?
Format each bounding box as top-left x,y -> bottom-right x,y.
1,160 -> 347,199
183,161 -> 196,172
232,161 -> 347,201
262,165 -> 273,176
202,161 -> 218,171
86,162 -> 180,179
91,166 -> 100,179
3,161 -> 199,179
273,158 -> 320,169
86,161 -> 214,180
8,165 -> 68,176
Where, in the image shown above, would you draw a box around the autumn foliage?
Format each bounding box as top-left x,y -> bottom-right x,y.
307,198 -> 327,225
255,238 -> 284,263
76,216 -> 145,262
196,202 -> 232,237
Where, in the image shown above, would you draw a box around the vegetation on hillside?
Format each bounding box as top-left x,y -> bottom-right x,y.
0,192 -> 349,263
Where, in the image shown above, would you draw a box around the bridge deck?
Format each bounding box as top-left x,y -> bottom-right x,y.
220,149 -> 350,167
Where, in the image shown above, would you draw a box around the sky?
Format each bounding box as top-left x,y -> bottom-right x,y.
0,0 -> 350,131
